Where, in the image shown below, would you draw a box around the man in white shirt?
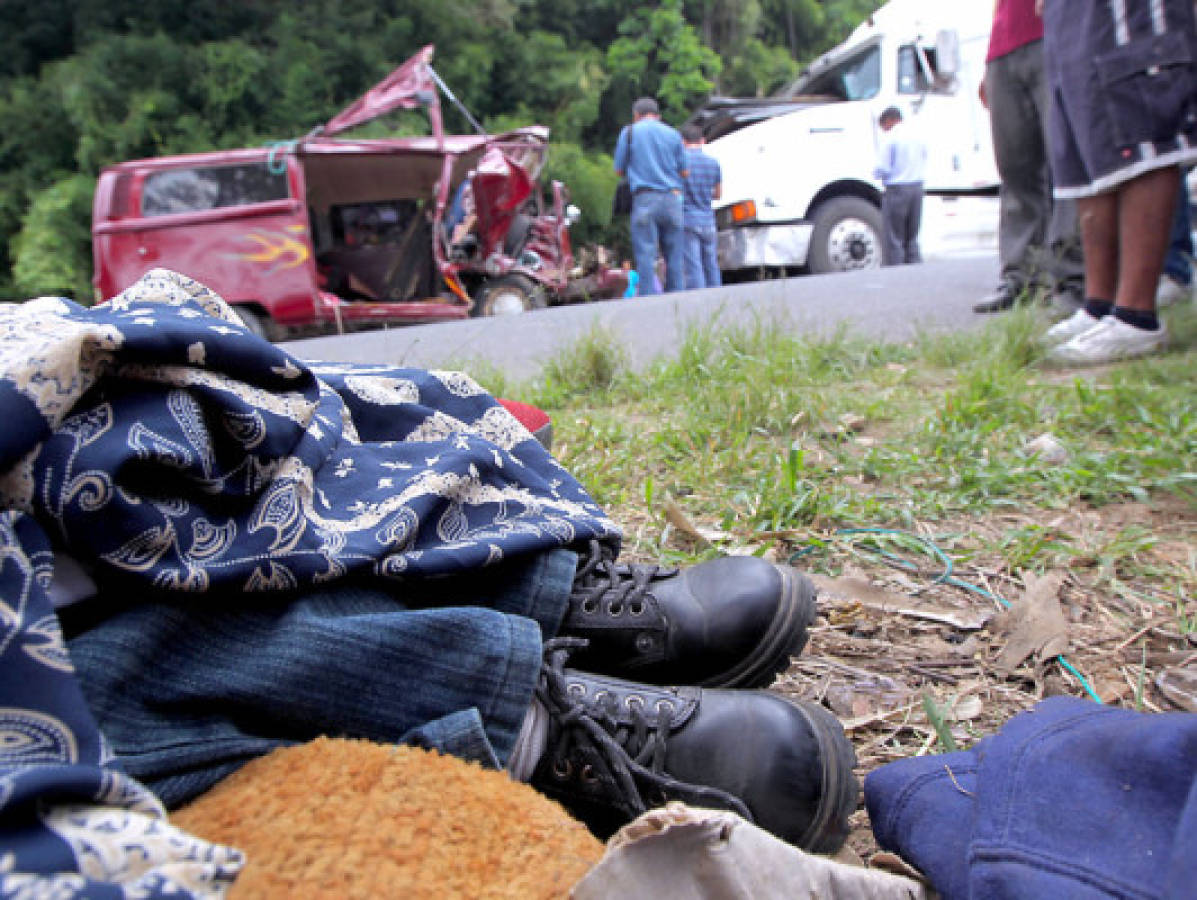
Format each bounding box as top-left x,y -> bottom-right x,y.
873,106 -> 928,266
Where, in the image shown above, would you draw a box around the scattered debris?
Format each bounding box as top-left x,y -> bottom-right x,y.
813,574 -> 993,631
990,573 -> 1070,672
1023,432 -> 1069,464
660,493 -> 730,548
1156,661 -> 1197,712
620,499 -> 1197,861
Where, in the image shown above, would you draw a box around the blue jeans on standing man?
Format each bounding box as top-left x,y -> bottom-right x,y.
631,189 -> 685,295
684,225 -> 721,290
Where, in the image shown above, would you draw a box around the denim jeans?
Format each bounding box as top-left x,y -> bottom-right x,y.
684,224 -> 721,290
631,190 -> 685,295
866,696 -> 1197,899
63,548 -> 578,808
1164,177 -> 1193,285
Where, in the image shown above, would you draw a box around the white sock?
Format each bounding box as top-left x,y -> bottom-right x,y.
506,696 -> 549,782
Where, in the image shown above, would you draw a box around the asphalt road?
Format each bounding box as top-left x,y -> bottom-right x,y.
283,254 -> 998,382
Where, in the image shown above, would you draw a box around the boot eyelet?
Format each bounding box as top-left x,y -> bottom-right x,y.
580,764 -> 598,784
553,759 -> 573,779
593,689 -> 611,704
635,633 -> 654,652
654,699 -> 674,715
582,599 -> 599,614
607,603 -> 623,616
629,602 -> 645,616
625,694 -> 645,711
567,682 -> 586,698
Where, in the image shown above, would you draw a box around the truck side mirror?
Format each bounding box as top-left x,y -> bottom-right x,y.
936,30 -> 960,77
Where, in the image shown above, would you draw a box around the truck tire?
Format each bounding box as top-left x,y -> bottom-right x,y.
473,274 -> 548,317
232,306 -> 274,341
807,197 -> 883,274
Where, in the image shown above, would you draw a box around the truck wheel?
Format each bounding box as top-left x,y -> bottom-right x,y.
232,306 -> 275,341
473,274 -> 548,317
807,197 -> 883,274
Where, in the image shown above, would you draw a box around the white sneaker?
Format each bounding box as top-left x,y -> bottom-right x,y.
1047,316 -> 1167,365
1041,309 -> 1102,346
1155,275 -> 1191,308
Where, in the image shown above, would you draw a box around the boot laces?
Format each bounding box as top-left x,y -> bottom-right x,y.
537,638 -> 683,816
571,540 -> 674,618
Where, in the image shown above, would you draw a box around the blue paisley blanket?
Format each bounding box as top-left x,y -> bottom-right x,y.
0,269 -> 617,897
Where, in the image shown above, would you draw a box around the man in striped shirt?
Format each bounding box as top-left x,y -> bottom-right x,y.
681,124 -> 723,290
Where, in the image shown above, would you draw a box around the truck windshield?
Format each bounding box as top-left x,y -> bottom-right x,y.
790,44 -> 881,101
142,164 -> 289,217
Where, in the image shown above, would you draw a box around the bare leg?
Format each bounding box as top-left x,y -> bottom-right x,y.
1115,166 -> 1180,313
1077,192 -> 1118,301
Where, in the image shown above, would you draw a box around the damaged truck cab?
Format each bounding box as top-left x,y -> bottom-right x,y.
92,46 -> 606,338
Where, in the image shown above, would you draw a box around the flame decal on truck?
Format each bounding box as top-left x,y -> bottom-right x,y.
236,225 -> 310,271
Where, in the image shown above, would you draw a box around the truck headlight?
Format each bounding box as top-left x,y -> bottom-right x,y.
717,200 -> 758,229
729,200 -> 757,224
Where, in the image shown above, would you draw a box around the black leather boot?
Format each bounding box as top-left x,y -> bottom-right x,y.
530,639 -> 859,852
559,541 -> 816,689
973,281 -> 1024,313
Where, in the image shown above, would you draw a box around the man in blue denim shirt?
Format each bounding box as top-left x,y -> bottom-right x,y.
681,124 -> 723,290
613,98 -> 688,295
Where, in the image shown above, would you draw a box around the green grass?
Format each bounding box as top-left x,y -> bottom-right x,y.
480,302 -> 1196,585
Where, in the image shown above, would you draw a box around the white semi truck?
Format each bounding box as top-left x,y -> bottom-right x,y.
690,0 -> 999,277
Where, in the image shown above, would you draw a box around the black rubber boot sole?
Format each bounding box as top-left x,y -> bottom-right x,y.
696,565 -> 817,690
790,697 -> 860,853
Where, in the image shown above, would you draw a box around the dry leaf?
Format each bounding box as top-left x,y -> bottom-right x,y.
824,673 -> 913,722
1156,664 -> 1197,712
813,575 -> 992,631
660,494 -> 728,548
839,412 -> 866,432
951,695 -> 984,721
992,573 -> 1069,672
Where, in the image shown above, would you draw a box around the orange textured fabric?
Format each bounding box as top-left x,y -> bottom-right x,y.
172,737 -> 603,899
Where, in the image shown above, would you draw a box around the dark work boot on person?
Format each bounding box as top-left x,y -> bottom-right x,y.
527,639 -> 859,852
972,281 -> 1024,313
559,540 -> 817,689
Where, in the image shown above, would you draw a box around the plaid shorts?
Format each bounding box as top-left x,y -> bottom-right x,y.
1044,0 -> 1197,197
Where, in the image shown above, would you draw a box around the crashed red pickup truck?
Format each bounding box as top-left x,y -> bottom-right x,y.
91,46 -> 622,338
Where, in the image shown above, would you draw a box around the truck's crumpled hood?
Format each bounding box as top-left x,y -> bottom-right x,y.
687,96 -> 832,142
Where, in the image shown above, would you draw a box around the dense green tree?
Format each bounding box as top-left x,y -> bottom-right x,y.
541,143 -> 620,246
607,0 -> 722,124
0,0 -> 74,78
11,174 -> 95,301
486,32 -> 608,143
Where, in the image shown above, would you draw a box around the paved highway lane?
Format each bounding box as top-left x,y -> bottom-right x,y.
283,255 -> 998,382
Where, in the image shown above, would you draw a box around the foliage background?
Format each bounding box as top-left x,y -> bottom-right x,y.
0,0 -> 880,301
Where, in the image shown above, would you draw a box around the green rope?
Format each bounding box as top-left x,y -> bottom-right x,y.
789,527 -> 1104,705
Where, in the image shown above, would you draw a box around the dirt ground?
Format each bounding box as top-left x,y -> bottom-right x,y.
622,495 -> 1197,864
